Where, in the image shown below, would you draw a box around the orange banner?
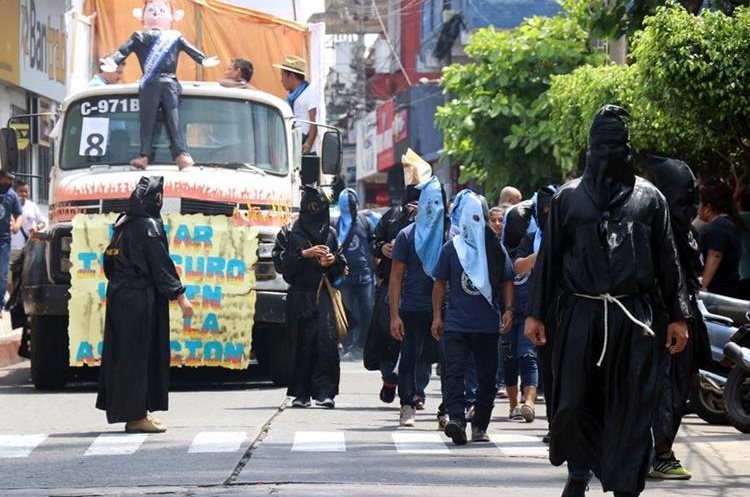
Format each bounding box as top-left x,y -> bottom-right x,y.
85,0 -> 310,99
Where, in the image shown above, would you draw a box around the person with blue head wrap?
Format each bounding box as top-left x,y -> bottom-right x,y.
448,189 -> 473,238
414,176 -> 446,277
389,176 -> 446,428
431,192 -> 515,445
336,188 -> 375,357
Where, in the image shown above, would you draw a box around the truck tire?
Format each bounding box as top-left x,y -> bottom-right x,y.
269,324 -> 293,387
725,366 -> 750,433
689,375 -> 728,425
30,316 -> 70,390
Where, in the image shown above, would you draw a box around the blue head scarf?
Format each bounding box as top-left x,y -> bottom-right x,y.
415,176 -> 445,277
337,188 -> 358,248
453,193 -> 493,305
448,189 -> 473,238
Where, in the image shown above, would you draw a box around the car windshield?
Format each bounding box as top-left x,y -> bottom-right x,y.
60,95 -> 288,174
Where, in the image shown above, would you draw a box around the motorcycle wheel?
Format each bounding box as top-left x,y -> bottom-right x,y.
724,366 -> 750,433
689,376 -> 728,425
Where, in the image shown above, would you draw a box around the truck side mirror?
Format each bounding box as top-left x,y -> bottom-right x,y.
0,128 -> 19,173
321,131 -> 342,176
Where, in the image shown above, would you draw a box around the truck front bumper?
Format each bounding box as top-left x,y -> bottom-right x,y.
254,291 -> 287,324
23,285 -> 70,316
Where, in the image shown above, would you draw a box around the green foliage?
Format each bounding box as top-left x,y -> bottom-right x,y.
547,6 -> 750,179
436,14 -> 605,194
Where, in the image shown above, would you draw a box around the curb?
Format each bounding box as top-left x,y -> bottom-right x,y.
0,329 -> 23,368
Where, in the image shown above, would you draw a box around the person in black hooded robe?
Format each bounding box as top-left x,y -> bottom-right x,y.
364,185 -> 422,401
646,157 -> 712,480
273,186 -> 347,408
96,176 -> 193,433
524,105 -> 691,497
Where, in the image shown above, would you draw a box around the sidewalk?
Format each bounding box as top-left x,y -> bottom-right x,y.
0,310 -> 22,368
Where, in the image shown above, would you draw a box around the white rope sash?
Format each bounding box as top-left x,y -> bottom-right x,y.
574,293 -> 655,367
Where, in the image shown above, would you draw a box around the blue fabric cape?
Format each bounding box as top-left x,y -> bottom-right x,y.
336,188 -> 358,247
415,176 -> 444,277
453,192 -> 493,305
448,189 -> 472,238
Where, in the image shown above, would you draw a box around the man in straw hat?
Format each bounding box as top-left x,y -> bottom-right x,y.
274,55 -> 318,155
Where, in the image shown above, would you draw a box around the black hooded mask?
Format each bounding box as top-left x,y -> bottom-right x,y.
126,176 -> 164,219
582,105 -> 635,212
646,156 -> 698,228
298,185 -> 331,246
402,184 -> 421,220
534,185 -> 557,231
478,195 -> 507,309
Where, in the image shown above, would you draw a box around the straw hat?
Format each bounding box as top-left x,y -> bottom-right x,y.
273,55 -> 307,77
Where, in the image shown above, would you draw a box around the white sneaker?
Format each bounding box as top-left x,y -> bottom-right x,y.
399,405 -> 416,427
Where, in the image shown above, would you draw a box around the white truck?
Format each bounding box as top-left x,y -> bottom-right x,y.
1,82 -> 341,389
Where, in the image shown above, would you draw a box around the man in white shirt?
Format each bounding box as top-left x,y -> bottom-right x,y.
11,181 -> 46,259
274,56 -> 317,155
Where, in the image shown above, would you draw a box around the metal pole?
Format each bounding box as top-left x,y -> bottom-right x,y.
292,0 -> 298,21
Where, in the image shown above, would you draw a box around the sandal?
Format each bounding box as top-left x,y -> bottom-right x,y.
520,404 -> 535,423
509,407 -> 524,421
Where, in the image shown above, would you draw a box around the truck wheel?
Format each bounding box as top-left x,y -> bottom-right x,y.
30,316 -> 69,390
689,375 -> 728,425
270,324 -> 293,387
725,366 -> 750,433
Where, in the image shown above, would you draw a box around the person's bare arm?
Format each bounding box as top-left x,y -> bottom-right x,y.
303,108 -> 318,154
389,260 -> 406,341
431,280 -> 447,340
514,253 -> 537,276
701,249 -> 723,291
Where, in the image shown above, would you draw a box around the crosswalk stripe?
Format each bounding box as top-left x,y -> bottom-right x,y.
490,434 -> 548,457
292,431 -> 346,452
84,434 -> 148,456
0,434 -> 48,458
392,433 -> 450,454
188,432 -> 247,453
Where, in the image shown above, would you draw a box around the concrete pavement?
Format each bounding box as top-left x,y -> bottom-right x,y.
0,360 -> 748,497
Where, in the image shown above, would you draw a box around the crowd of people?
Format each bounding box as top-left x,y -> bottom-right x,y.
270,105 -> 750,497
90,100 -> 750,497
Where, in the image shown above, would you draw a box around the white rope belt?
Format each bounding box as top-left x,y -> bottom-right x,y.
573,293 -> 655,367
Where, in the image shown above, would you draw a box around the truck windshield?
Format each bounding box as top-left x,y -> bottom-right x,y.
60,95 -> 288,174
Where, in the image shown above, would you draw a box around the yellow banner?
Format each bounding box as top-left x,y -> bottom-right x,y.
0,0 -> 20,85
69,213 -> 259,369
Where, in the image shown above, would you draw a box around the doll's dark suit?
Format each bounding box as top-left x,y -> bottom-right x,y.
111,29 -> 207,159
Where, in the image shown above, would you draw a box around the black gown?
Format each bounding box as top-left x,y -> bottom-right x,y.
527,107 -> 690,494
363,204 -> 413,371
647,157 -> 712,450
273,188 -> 346,400
96,177 -> 184,424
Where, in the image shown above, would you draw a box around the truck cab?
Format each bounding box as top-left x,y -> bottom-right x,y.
5,82 -> 341,389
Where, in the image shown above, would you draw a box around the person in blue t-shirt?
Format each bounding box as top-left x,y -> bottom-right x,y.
432,192 -> 515,445
0,170 -> 24,311
389,176 -> 445,428
336,188 -> 375,357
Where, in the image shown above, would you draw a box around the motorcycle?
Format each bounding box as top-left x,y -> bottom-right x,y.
688,300 -> 738,425
723,341 -> 750,433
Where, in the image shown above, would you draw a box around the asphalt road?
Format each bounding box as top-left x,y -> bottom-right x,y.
1,360 -> 748,497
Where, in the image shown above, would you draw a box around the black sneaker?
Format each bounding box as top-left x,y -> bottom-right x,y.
444,420 -> 467,445
542,432 -> 551,445
291,397 -> 311,408
379,383 -> 397,403
561,472 -> 591,497
315,398 -> 335,409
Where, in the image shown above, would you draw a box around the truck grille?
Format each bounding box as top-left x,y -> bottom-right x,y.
102,199 -> 129,214
181,198 -> 236,216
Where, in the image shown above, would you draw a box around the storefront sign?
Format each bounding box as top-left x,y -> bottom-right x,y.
356,111 -> 377,181
19,0 -> 67,101
0,0 -> 21,85
68,213 -> 259,370
376,100 -> 395,172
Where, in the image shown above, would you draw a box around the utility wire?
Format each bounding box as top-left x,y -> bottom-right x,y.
371,0 -> 413,86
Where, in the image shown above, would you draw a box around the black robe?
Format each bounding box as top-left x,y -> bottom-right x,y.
273,191 -> 346,400
96,177 -> 184,424
527,175 -> 691,493
364,205 -> 413,371
647,157 -> 712,449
